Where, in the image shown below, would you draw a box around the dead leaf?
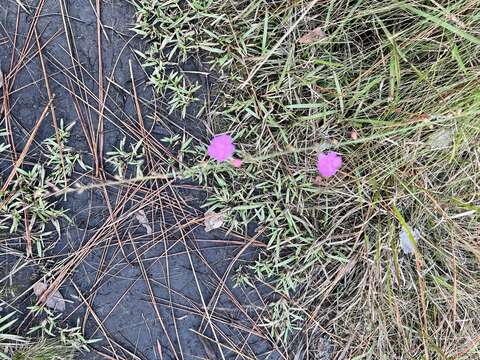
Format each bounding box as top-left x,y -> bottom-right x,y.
45,291 -> 66,312
33,281 -> 66,312
204,211 -> 224,232
399,226 -> 420,255
447,14 -> 466,29
298,27 -> 327,44
32,281 -> 48,296
135,209 -> 152,235
428,128 -> 455,150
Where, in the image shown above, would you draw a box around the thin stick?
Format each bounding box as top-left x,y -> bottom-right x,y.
95,0 -> 105,176
1,73 -> 17,162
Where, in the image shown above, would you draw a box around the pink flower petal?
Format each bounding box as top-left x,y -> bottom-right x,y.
230,158 -> 243,168
208,134 -> 235,162
317,151 -> 342,177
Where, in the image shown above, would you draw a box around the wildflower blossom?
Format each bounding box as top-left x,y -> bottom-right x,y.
208,134 -> 235,162
230,158 -> 243,168
317,151 -> 342,177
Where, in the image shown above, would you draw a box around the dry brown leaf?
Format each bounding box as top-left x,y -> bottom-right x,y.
447,14 -> 466,29
298,27 -> 327,44
135,209 -> 153,235
45,291 -> 66,312
33,281 -> 66,312
204,211 -> 224,232
428,128 -> 455,150
32,281 -> 48,296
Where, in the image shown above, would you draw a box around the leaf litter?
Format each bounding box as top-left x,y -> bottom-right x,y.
135,209 -> 153,235
298,27 -> 327,44
204,211 -> 224,232
428,128 -> 455,150
33,281 -> 66,312
399,226 -> 421,255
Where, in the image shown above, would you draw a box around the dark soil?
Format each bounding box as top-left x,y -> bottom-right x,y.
0,1 -> 282,359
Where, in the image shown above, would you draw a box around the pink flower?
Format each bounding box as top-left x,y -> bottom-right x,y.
317,151 -> 342,177
230,158 -> 243,168
208,134 -> 235,162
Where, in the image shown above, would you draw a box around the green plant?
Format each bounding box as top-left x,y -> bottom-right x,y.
43,120 -> 89,187
27,306 -> 62,338
58,322 -> 97,352
106,137 -> 145,178
133,0 -> 203,118
0,312 -> 26,360
27,306 -> 97,353
0,123 -> 83,256
11,339 -> 75,360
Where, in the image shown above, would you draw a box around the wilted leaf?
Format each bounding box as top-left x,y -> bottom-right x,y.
135,209 -> 152,235
33,281 -> 66,312
45,291 -> 66,312
446,14 -> 466,29
298,27 -> 327,44
32,281 -> 48,296
428,128 -> 455,150
204,211 -> 224,232
399,226 -> 421,255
